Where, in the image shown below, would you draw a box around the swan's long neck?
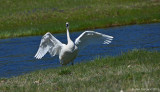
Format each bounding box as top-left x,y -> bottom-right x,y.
67,28 -> 72,44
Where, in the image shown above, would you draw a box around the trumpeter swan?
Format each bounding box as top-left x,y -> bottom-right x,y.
34,22 -> 113,65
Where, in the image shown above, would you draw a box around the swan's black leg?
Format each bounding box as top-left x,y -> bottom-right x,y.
60,61 -> 65,66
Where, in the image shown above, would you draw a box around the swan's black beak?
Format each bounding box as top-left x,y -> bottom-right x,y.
66,22 -> 69,28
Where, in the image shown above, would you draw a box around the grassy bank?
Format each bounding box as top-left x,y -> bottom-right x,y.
0,0 -> 160,38
0,50 -> 160,91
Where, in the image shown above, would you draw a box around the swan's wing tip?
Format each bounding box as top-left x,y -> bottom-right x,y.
34,52 -> 43,59
34,55 -> 37,58
110,36 -> 114,39
103,35 -> 114,39
34,56 -> 42,59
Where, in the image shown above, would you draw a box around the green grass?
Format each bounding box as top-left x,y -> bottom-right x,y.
0,50 -> 160,92
0,0 -> 160,38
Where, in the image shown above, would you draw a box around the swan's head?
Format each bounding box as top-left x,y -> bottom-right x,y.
66,22 -> 69,29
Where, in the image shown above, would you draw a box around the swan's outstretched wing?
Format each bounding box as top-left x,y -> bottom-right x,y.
34,32 -> 63,59
75,31 -> 113,50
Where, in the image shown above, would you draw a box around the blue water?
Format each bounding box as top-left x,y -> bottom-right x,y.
0,23 -> 160,78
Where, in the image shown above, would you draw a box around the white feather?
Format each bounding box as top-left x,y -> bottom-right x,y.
34,32 -> 63,59
35,23 -> 113,65
75,31 -> 113,50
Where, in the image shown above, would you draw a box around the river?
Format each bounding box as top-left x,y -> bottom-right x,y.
0,23 -> 160,78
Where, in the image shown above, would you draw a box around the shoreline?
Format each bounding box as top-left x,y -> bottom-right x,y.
0,21 -> 160,39
0,50 -> 159,91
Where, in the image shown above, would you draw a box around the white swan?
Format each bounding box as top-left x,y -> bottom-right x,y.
34,22 -> 113,65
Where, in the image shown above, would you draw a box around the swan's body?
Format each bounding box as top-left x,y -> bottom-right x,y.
35,22 -> 113,65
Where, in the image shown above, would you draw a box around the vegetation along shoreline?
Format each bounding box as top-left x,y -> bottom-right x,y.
0,50 -> 159,91
0,0 -> 159,39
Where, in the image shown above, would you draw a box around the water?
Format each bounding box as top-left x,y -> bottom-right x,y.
0,23 -> 160,78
